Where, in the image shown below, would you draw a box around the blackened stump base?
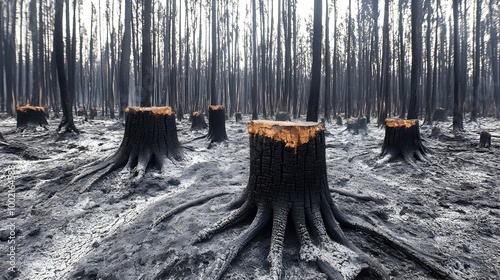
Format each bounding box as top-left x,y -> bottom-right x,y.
206,105 -> 228,143
190,111 -> 208,130
16,106 -> 49,130
381,118 -> 427,163
479,131 -> 491,148
72,107 -> 183,190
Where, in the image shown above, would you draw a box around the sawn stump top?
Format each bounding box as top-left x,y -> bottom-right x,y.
385,118 -> 418,128
248,120 -> 324,149
126,106 -> 173,115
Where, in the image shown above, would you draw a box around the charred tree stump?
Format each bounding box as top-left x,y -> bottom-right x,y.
16,106 -> 49,130
275,111 -> 291,121
432,108 -> 448,122
381,118 -> 427,163
336,115 -> 343,126
77,107 -> 87,117
206,105 -> 228,143
190,111 -> 208,130
0,131 -> 7,146
235,112 -> 242,123
347,117 -> 367,134
72,107 -> 183,190
479,131 -> 491,148
193,120 -> 388,279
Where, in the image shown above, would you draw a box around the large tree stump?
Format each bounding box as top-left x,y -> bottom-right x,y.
16,106 -> 49,130
206,105 -> 228,143
479,131 -> 491,148
73,106 -> 183,189
381,118 -> 426,163
190,111 -> 208,130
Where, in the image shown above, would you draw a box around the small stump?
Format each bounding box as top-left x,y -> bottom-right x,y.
381,118 -> 426,163
432,108 -> 448,122
73,106 -> 183,189
89,107 -> 98,119
206,105 -> 228,143
275,111 -> 291,121
77,107 -> 87,117
16,106 -> 49,130
193,120 -> 387,279
235,112 -> 242,123
336,115 -> 343,126
347,117 -> 367,134
190,111 -> 208,130
479,131 -> 491,148
0,131 -> 7,145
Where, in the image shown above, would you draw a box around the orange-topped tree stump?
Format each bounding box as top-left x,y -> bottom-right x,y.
381,118 -> 427,163
190,111 -> 208,130
206,105 -> 227,143
73,106 -> 183,190
16,106 -> 49,130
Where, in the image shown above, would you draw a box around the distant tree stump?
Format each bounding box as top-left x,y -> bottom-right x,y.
89,107 -> 98,119
77,107 -> 87,117
73,107 -> 183,189
16,106 -> 49,130
275,111 -> 291,121
190,111 -> 208,130
479,131 -> 491,148
347,117 -> 367,134
206,105 -> 228,143
432,108 -> 448,122
336,115 -> 343,125
381,118 -> 426,163
0,131 -> 7,146
235,112 -> 242,123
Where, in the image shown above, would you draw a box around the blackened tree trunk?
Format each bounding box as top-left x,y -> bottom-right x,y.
251,0 -> 258,120
190,111 -> 208,130
306,0 -> 322,122
381,118 -> 427,163
118,0 -> 131,118
452,0 -> 464,131
73,107 -> 183,190
210,0 -> 217,105
141,0 -> 153,107
399,0 -> 407,118
16,106 -> 49,130
424,0 -> 433,125
206,105 -> 228,143
491,1 -> 500,119
378,0 -> 391,126
324,0 -> 331,122
54,0 -> 79,133
408,0 -> 423,120
471,0 -> 481,122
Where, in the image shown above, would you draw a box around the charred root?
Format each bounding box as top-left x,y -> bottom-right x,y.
479,131 -> 491,148
206,105 -> 228,143
190,111 -> 208,130
72,107 -> 183,191
16,106 -> 49,131
192,120 -> 389,279
380,118 -> 427,164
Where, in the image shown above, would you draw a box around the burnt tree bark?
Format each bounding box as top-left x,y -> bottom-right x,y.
185,120 -> 454,279
381,118 -> 427,163
72,107 -> 183,190
16,106 -> 49,130
190,111 -> 208,130
206,105 -> 228,143
306,0 -> 322,122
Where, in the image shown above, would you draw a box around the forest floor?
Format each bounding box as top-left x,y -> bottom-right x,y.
0,113 -> 499,280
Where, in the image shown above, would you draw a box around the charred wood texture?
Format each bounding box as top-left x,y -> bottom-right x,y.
235,112 -> 242,123
381,118 -> 426,163
193,120 -> 388,279
72,107 -> 183,190
206,105 -> 228,143
347,117 -> 367,134
479,131 -> 491,148
16,106 -> 49,129
275,111 -> 291,121
190,111 -> 208,130
432,108 -> 448,122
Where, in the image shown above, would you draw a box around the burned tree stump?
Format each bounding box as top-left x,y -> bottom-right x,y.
275,111 -> 291,121
381,118 -> 426,163
347,117 -> 367,134
77,107 -> 87,117
89,107 -> 98,119
206,105 -> 228,143
0,131 -> 7,146
72,107 -> 183,189
336,115 -> 343,125
16,106 -> 49,130
190,111 -> 208,130
479,131 -> 491,148
432,108 -> 448,122
235,112 -> 242,123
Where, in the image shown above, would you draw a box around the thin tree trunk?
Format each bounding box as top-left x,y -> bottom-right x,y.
452,0 -> 464,131
306,0 -> 322,122
471,0 -> 481,122
141,0 -> 153,107
407,0 -> 423,120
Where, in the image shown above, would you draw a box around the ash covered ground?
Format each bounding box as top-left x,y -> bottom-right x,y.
0,113 -> 499,279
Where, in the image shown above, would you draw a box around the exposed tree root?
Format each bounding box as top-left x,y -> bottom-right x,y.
329,187 -> 386,204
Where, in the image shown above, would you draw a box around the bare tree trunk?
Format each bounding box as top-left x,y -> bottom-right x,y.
210,0 -> 217,105
471,0 -> 481,122
141,0 -> 153,107
399,0 -> 407,118
452,0 -> 464,131
424,0 -> 433,125
407,0 -> 423,120
119,0 -> 131,118
324,0 -> 331,122
306,0 -> 322,122
252,0 -> 258,119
